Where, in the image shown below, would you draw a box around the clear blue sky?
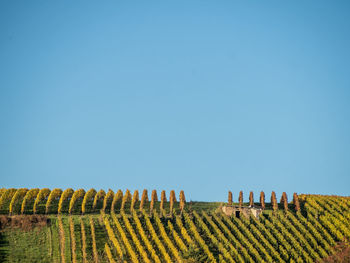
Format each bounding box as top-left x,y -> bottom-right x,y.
1,1 -> 349,201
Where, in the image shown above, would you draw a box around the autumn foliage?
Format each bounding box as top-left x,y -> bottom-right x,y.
249,191 -> 254,207
179,190 -> 186,211
228,191 -> 233,206
81,188 -> 97,214
111,190 -> 123,213
102,189 -> 114,213
140,189 -> 149,211
170,190 -> 176,214
150,190 -> 158,212
271,191 -> 278,211
260,191 -> 265,209
239,191 -> 243,207
293,192 -> 300,211
33,188 -> 50,214
280,192 -> 288,211
160,190 -> 167,211
130,190 -> 139,212
121,189 -> 132,211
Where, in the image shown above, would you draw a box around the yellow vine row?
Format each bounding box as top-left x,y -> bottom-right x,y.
69,217 -> 77,263
183,212 -> 216,263
153,212 -> 182,262
105,243 -> 117,263
111,213 -> 139,263
201,211 -> 244,263
211,213 -> 253,263
103,215 -> 124,259
167,220 -> 188,253
142,211 -> 172,263
121,212 -> 151,263
132,211 -> 161,263
90,216 -> 99,263
80,217 -> 88,263
58,216 -> 66,263
192,211 -> 234,263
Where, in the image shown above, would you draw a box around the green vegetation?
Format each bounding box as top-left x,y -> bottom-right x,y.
0,189 -> 349,262
0,222 -> 51,262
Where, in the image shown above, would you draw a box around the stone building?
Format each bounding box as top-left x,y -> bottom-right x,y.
222,205 -> 262,218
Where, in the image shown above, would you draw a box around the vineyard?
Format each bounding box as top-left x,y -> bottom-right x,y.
0,188 -> 349,262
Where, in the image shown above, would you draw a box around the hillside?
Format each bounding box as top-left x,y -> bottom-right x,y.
0,189 -> 349,262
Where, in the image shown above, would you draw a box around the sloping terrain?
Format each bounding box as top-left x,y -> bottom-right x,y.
0,189 -> 349,262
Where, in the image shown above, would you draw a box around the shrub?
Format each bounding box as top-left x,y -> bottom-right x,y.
320,240 -> 350,263
0,189 -> 7,199
0,188 -> 17,214
46,188 -> 63,214
121,189 -> 132,211
9,188 -> 28,215
69,189 -> 86,214
58,188 -> 74,214
102,189 -> 114,213
0,214 -> 49,231
21,188 -> 39,214
33,188 -> 51,214
111,190 -> 123,213
92,189 -> 106,212
81,188 -> 97,214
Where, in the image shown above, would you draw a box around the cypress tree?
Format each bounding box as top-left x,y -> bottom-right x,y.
33,188 -> 51,214
81,188 -> 97,214
150,190 -> 158,212
0,189 -> 17,214
9,188 -> 28,215
102,189 -> 114,213
271,191 -> 278,211
111,190 -> 123,213
160,190 -> 167,211
239,191 -> 243,207
293,192 -> 300,212
281,192 -> 288,211
228,191 -> 233,206
21,188 -> 40,214
45,188 -> 62,214
179,190 -> 186,211
140,189 -> 148,211
170,190 -> 177,202
130,190 -> 139,212
169,190 -> 176,214
121,189 -> 132,211
69,189 -> 85,214
58,188 -> 74,214
92,189 -> 106,212
249,191 -> 254,207
260,191 -> 265,210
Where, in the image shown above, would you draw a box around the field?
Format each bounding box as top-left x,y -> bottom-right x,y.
0,188 -> 349,262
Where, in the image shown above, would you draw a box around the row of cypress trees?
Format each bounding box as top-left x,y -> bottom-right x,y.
227,191 -> 300,211
0,188 -> 186,215
103,189 -> 186,214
